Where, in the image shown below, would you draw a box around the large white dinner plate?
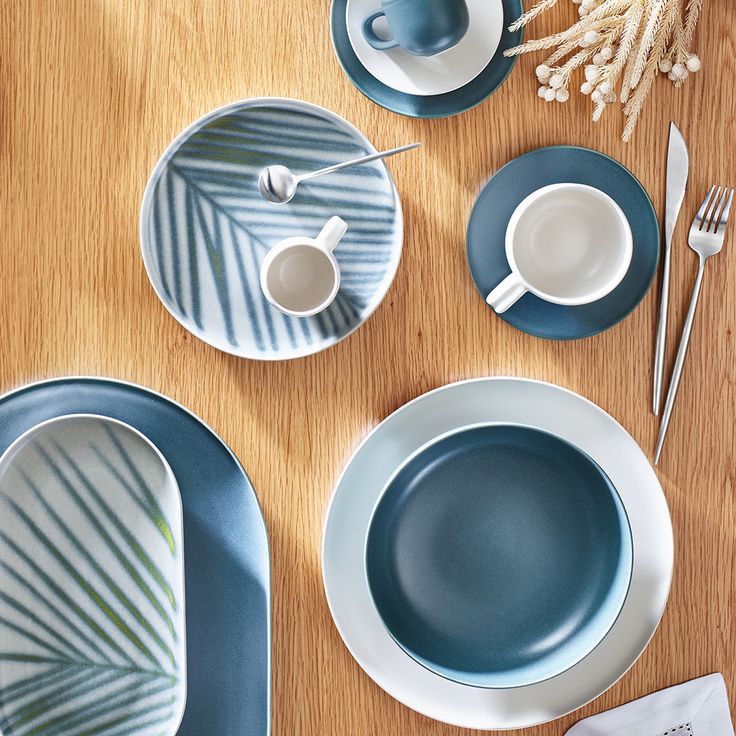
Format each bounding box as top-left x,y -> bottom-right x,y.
322,378 -> 673,730
346,0 -> 504,96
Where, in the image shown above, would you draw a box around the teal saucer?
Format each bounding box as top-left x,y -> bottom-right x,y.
330,0 -> 522,118
466,146 -> 659,339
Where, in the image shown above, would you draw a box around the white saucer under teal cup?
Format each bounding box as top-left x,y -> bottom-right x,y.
331,0 -> 522,117
466,146 -> 659,339
347,0 -> 503,97
0,378 -> 270,736
140,98 -> 403,360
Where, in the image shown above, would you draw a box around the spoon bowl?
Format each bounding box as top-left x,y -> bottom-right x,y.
258,165 -> 298,204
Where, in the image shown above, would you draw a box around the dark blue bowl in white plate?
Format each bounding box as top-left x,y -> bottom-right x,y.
365,423 -> 632,689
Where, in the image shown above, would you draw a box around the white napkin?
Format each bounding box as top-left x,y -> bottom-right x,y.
566,674 -> 734,736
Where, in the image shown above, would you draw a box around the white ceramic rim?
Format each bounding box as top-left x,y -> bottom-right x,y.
322,377 -> 673,730
139,97 -> 404,361
362,419 -> 634,690
0,412 -> 188,735
504,183 -> 634,306
344,0 -> 503,96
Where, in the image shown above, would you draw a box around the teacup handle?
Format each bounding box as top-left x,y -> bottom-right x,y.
362,10 -> 399,50
315,216 -> 348,252
486,273 -> 527,313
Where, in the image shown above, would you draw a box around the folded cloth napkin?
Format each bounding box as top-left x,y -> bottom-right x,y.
566,674 -> 734,736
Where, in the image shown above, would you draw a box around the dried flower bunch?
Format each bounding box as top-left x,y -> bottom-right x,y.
504,0 -> 703,140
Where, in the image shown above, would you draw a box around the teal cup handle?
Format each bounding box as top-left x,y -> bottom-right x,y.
362,10 -> 399,50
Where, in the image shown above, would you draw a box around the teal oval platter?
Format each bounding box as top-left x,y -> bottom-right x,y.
365,423 -> 633,689
0,378 -> 270,736
466,146 -> 660,339
0,414 -> 186,736
330,0 -> 523,117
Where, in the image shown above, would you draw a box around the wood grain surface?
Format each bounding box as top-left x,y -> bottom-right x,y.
1,1 -> 734,734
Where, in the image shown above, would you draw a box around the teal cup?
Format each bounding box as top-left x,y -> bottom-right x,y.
362,0 -> 470,57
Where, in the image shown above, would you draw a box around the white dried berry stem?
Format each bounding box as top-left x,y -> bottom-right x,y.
561,46 -> 598,78
668,3 -> 688,66
508,0 -> 562,33
504,0 -> 630,56
544,22 -> 618,65
505,0 -> 702,140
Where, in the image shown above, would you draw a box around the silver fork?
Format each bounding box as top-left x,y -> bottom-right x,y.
654,185 -> 734,464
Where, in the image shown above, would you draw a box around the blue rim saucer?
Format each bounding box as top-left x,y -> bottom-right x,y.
330,0 -> 522,118
466,146 -> 660,339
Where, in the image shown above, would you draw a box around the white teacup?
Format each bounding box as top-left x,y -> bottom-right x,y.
260,217 -> 348,317
486,184 -> 633,313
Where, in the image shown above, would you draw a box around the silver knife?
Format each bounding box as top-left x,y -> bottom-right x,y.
653,123 -> 689,415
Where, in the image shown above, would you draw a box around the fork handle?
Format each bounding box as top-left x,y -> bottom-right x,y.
654,259 -> 706,464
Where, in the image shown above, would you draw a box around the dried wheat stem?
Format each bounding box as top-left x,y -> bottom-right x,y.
629,0 -> 666,88
603,0 -> 644,84
505,14 -> 624,56
619,28 -> 644,102
544,36 -> 584,66
509,0 -> 562,33
683,0 -> 702,46
623,0 -> 678,139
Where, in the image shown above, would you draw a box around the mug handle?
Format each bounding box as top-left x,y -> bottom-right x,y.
362,10 -> 399,50
315,216 -> 348,252
486,273 -> 527,313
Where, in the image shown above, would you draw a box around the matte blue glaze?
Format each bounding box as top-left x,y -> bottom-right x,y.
365,424 -> 632,689
466,146 -> 660,339
0,378 -> 270,736
362,0 -> 469,56
331,0 -> 522,118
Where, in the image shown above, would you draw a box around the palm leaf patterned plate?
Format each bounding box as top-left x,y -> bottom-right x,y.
0,415 -> 186,736
140,97 -> 404,360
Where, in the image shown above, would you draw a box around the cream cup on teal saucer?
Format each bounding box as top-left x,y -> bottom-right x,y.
487,183 -> 633,314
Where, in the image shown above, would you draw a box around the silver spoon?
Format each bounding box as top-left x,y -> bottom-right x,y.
258,142 -> 421,205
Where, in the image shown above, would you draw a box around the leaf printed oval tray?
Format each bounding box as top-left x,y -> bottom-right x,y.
140,97 -> 403,360
0,415 -> 186,736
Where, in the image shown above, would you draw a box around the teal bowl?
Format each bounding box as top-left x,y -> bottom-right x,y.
365,423 -> 633,689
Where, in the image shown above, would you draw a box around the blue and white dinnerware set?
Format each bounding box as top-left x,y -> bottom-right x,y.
1,0 -> 731,734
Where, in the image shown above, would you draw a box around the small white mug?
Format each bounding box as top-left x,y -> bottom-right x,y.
260,217 -> 348,317
486,183 -> 633,313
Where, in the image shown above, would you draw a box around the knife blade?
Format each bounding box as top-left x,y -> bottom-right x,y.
653,122 -> 689,415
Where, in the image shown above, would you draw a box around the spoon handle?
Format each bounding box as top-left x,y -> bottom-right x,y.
297,143 -> 421,182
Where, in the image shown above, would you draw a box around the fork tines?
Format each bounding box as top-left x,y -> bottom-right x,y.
697,185 -> 735,233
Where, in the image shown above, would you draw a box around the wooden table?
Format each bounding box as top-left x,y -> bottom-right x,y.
1,1 -> 734,733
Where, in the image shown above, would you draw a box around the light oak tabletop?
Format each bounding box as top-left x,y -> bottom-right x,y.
1,1 -> 734,734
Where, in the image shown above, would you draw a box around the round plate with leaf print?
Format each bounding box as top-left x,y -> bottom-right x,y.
140,97 -> 403,360
0,414 -> 186,736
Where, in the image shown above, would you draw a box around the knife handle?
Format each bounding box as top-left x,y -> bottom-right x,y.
652,245 -> 672,415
